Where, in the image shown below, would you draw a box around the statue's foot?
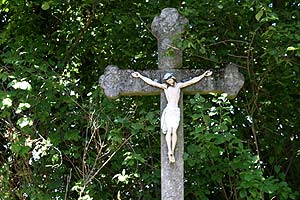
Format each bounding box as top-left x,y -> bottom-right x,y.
168,152 -> 176,163
170,155 -> 175,163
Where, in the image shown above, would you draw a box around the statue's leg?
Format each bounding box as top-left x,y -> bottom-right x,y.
165,130 -> 173,162
170,128 -> 177,163
171,128 -> 177,155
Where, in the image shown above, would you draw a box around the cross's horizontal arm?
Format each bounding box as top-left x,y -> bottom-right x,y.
99,65 -> 244,99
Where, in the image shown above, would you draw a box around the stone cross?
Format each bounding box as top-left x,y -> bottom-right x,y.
99,8 -> 244,200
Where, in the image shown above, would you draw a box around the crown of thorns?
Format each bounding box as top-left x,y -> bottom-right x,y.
163,73 -> 176,81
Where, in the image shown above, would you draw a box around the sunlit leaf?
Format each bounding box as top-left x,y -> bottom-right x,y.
17,116 -> 33,128
16,102 -> 31,113
1,97 -> 12,109
255,9 -> 264,21
287,46 -> 299,51
9,80 -> 32,90
41,2 -> 50,10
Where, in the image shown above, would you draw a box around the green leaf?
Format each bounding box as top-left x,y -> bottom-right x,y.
11,142 -> 30,157
255,9 -> 264,21
287,46 -> 299,51
202,115 -> 210,124
192,113 -> 201,120
108,129 -> 123,144
223,116 -> 232,124
239,190 -> 247,198
220,123 -> 228,132
274,165 -> 280,174
195,126 -> 205,133
0,72 -> 8,82
64,130 -> 80,141
41,2 -> 50,10
187,144 -> 198,154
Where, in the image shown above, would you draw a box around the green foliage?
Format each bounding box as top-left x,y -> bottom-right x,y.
184,94 -> 295,199
0,0 -> 299,199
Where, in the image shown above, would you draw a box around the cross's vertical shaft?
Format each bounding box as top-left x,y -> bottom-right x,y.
151,8 -> 188,200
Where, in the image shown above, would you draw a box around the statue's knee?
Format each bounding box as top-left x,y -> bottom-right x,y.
172,128 -> 177,134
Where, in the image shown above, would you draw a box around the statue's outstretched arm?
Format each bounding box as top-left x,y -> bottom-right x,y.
178,70 -> 212,88
132,72 -> 166,89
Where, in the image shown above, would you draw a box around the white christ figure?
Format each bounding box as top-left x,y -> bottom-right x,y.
131,70 -> 212,163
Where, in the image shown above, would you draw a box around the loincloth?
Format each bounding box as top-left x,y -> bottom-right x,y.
161,105 -> 180,134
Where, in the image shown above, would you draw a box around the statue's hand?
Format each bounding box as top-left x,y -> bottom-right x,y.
204,70 -> 212,77
131,72 -> 140,78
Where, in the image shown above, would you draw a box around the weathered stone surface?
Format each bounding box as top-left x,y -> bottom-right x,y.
152,8 -> 187,200
99,64 -> 244,99
151,8 -> 188,69
160,92 -> 184,200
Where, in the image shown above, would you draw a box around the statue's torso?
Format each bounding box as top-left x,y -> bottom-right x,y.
164,84 -> 181,107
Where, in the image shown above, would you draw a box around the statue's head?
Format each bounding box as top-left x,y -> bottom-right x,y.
163,73 -> 176,86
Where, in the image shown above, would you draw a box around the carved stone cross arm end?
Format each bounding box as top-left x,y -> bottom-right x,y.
99,65 -> 162,99
182,64 -> 244,99
223,64 -> 245,98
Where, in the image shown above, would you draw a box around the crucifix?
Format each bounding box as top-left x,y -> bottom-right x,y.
99,8 -> 244,200
131,70 -> 213,163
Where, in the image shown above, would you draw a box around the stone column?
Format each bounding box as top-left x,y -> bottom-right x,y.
151,8 -> 188,200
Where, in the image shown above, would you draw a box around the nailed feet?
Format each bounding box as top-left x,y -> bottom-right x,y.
168,152 -> 176,163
